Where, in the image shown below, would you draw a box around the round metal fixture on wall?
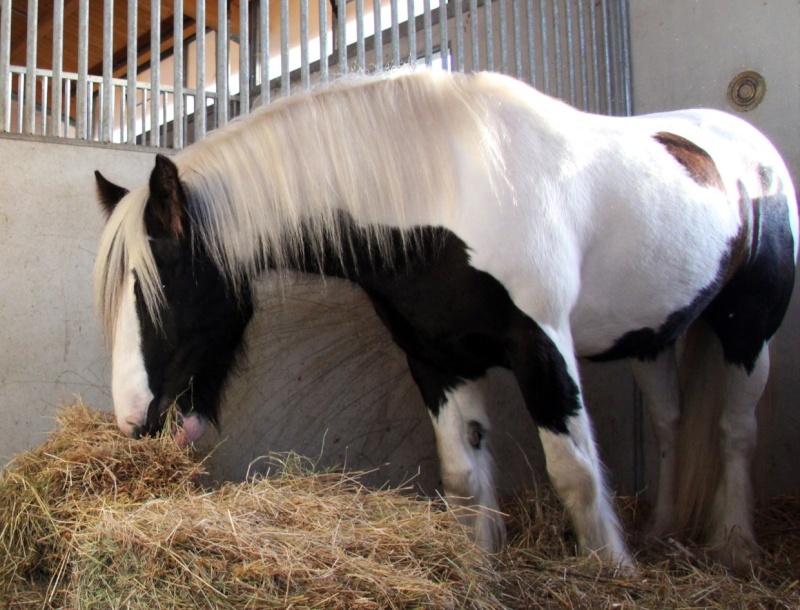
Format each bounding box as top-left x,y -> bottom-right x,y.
727,71 -> 766,112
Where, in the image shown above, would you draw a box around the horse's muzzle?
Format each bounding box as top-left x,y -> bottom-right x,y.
130,395 -> 206,448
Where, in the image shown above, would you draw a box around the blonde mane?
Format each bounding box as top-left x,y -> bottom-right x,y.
94,69 -> 508,340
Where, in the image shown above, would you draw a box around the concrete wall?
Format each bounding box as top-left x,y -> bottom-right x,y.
628,0 -> 800,496
0,137 -> 153,459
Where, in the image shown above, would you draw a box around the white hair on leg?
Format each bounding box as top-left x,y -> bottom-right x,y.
709,348 -> 769,571
630,348 -> 681,539
429,378 -> 505,552
539,413 -> 633,572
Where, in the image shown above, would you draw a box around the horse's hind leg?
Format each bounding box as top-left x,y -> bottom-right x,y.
709,349 -> 768,570
408,358 -> 505,552
507,319 -> 634,570
630,347 -> 681,539
699,205 -> 795,570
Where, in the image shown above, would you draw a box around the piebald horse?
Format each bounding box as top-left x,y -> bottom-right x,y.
93,69 -> 797,572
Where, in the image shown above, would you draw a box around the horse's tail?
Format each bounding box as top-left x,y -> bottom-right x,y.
672,320 -> 727,539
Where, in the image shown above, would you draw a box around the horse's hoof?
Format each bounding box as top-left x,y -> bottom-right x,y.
712,534 -> 762,574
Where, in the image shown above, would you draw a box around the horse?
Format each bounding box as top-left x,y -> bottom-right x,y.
93,68 -> 797,573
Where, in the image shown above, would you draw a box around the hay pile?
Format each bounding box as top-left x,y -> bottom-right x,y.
0,402 -> 498,609
2,401 -> 799,609
498,490 -> 800,609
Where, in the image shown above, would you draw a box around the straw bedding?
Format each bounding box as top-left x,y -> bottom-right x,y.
1,401 -> 798,609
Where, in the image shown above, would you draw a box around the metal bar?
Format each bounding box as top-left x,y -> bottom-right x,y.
453,0 -> 464,72
41,75 -> 47,134
0,0 -> 10,131
589,0 -> 600,112
440,0 -> 449,70
140,86 -> 147,144
16,73 -> 22,131
87,81 -> 94,139
578,0 -> 588,110
391,0 -> 400,66
119,84 -> 126,144
263,0 -> 271,98
469,0 -> 479,71
601,0 -> 612,112
552,0 -> 562,99
241,0 -> 252,111
407,0 -> 416,63
281,0 -> 290,94
373,0 -> 382,68
565,0 -> 576,105
620,0 -> 633,115
162,90 -> 168,143
120,84 -> 126,142
49,0 -> 64,136
126,0 -> 137,144
102,0 -> 113,141
337,0 -> 347,73
500,0 -> 509,75
299,0 -> 309,87
217,0 -> 228,126
63,77 -> 70,135
423,0 -> 432,66
513,0 -> 522,78
151,0 -> 161,144
526,0 -> 534,87
539,0 -> 549,93
174,0 -> 185,148
196,0 -> 206,139
356,0 -> 365,70
23,0 -> 38,134
318,0 -> 327,83
76,0 -> 89,138
483,0 -> 493,71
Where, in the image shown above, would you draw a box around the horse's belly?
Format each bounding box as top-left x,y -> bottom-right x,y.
569,269 -> 714,359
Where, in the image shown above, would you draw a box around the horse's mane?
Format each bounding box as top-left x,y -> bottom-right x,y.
95,69 -> 511,340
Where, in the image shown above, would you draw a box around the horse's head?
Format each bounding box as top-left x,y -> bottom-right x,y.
95,155 -> 253,446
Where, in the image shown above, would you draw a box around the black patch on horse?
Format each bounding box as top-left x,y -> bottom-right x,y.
590,190 -> 795,373
701,192 -> 796,373
305,214 -> 582,434
133,237 -> 254,437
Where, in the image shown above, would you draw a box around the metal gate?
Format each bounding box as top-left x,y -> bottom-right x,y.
0,0 -> 630,149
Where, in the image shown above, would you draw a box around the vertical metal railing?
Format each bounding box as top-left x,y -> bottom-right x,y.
0,0 -> 632,147
241,0 -> 251,114
216,0 -> 228,127
195,0 -> 206,140
151,0 -> 161,145
0,0 -> 10,131
174,0 -> 185,148
23,0 -> 37,134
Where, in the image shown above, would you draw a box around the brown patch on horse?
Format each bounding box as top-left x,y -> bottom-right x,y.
722,181 -> 763,283
654,132 -> 725,191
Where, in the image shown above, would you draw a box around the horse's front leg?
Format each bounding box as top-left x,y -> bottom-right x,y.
507,318 -> 635,572
408,357 -> 506,552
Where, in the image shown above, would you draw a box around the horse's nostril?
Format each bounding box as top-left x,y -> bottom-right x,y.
130,425 -> 144,440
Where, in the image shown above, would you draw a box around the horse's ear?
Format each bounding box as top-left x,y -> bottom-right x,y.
95,171 -> 129,218
146,154 -> 187,240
